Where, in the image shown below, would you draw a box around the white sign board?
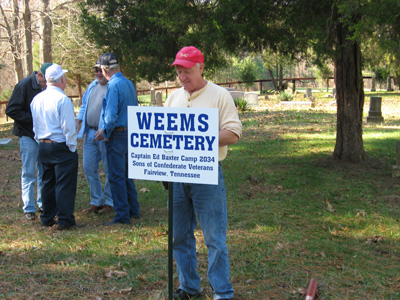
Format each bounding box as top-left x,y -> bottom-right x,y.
128,106 -> 219,185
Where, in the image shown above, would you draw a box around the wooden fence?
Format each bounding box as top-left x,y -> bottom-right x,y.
0,76 -> 381,117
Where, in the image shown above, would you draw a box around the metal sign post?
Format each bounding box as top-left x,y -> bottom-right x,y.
168,182 -> 173,299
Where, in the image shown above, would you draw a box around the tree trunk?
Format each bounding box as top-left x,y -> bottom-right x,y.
332,20 -> 366,162
39,0 -> 52,63
268,69 -> 278,90
0,2 -> 24,82
387,76 -> 393,91
23,0 -> 33,76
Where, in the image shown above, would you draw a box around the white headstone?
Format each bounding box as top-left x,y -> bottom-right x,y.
156,91 -> 163,107
230,91 -> 245,100
150,88 -> 156,106
244,92 -> 258,107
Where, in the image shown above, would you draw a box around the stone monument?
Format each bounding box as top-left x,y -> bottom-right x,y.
366,96 -> 384,124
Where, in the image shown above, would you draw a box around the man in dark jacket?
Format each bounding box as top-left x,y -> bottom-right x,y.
6,63 -> 52,221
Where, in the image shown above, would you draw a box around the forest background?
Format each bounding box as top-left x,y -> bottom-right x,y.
1,0 -> 400,163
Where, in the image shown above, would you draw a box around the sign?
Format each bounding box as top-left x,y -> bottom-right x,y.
128,106 -> 219,185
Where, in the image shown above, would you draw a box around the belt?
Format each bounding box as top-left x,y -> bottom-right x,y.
40,139 -> 57,144
89,126 -> 98,130
114,127 -> 128,132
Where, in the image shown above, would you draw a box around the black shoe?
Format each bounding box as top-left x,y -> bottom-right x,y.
42,218 -> 57,227
173,288 -> 200,300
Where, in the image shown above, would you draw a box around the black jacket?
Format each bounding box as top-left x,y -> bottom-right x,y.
6,72 -> 43,139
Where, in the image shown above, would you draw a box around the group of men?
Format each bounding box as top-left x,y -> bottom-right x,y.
6,46 -> 242,300
6,53 -> 140,230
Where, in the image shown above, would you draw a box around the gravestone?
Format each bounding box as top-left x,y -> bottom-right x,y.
387,76 -> 393,92
371,77 -> 376,92
230,91 -> 245,100
332,88 -> 336,99
306,88 -> 312,98
366,96 -> 384,124
156,91 -> 163,107
392,141 -> 400,177
244,92 -> 258,107
150,88 -> 156,106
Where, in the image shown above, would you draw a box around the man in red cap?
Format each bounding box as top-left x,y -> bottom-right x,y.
165,46 -> 242,300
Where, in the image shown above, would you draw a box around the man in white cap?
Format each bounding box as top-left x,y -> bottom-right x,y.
31,63 -> 81,230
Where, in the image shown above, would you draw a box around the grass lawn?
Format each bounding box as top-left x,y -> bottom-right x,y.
0,91 -> 399,299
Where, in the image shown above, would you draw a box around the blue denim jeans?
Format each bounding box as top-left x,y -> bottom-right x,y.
172,165 -> 234,300
106,130 -> 139,223
83,128 -> 113,207
19,136 -> 43,213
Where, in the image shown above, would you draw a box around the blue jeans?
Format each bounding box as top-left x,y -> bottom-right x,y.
106,130 -> 139,223
83,128 -> 113,207
172,165 -> 234,300
20,136 -> 43,213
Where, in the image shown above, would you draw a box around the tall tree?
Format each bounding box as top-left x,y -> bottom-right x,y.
39,0 -> 52,63
331,5 -> 365,161
80,0 -> 400,162
79,0 -> 230,82
0,1 -> 24,82
52,2 -> 105,87
23,0 -> 33,76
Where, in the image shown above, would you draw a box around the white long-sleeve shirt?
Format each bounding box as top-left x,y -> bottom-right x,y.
31,86 -> 77,152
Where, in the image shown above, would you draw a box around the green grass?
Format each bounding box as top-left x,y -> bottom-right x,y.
1,92 -> 400,299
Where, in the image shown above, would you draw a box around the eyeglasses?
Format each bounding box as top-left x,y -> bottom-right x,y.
94,67 -> 102,73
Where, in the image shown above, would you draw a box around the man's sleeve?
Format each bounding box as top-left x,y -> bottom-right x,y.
5,83 -> 32,124
103,86 -> 119,139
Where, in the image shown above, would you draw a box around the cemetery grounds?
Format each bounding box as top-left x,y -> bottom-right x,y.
0,91 -> 399,299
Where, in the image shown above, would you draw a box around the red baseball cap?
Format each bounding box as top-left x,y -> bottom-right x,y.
171,46 -> 204,68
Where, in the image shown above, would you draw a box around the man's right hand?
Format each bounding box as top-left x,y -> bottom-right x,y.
75,119 -> 82,134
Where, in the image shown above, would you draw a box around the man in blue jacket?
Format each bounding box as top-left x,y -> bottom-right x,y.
6,63 -> 52,221
76,60 -> 113,215
95,53 -> 140,225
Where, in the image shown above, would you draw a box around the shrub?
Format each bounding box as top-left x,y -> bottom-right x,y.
276,91 -> 294,101
234,97 -> 250,113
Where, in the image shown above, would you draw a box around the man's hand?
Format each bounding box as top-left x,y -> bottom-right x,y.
95,128 -> 108,141
75,119 -> 82,134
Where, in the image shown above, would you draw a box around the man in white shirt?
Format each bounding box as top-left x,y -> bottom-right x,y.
31,64 -> 81,230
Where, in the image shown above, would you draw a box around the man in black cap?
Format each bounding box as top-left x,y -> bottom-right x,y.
76,59 -> 113,215
6,62 -> 52,221
95,53 -> 140,225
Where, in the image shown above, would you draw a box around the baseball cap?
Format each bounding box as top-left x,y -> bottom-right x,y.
45,63 -> 68,81
93,59 -> 101,68
99,53 -> 119,67
40,62 -> 53,75
171,46 -> 204,68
